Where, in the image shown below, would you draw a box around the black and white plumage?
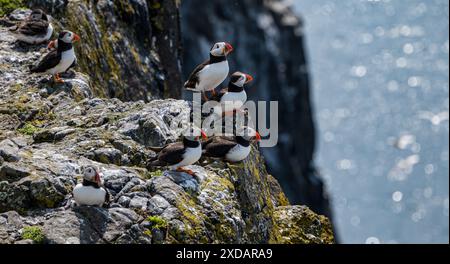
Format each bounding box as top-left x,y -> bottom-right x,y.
9,9 -> 53,44
184,42 -> 233,97
73,166 -> 110,207
203,127 -> 261,162
47,39 -> 77,72
29,30 -> 80,83
211,71 -> 253,114
148,128 -> 207,175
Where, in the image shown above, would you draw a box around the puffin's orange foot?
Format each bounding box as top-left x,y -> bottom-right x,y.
176,167 -> 196,176
54,74 -> 64,83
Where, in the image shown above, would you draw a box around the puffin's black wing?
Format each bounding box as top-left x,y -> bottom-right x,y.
156,142 -> 186,165
203,138 -> 237,158
30,50 -> 60,73
103,188 -> 111,208
17,20 -> 49,36
184,59 -> 210,89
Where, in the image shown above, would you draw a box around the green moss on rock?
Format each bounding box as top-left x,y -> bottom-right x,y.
17,123 -> 39,136
0,0 -> 24,16
21,226 -> 45,244
146,215 -> 168,230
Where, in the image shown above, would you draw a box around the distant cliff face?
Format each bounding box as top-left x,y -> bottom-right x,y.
26,0 -> 183,101
181,0 -> 332,217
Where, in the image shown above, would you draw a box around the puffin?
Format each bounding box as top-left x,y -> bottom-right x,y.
9,9 -> 53,44
203,126 -> 261,162
211,71 -> 254,115
29,30 -> 80,83
47,39 -> 77,72
147,127 -> 208,175
73,166 -> 110,207
184,42 -> 233,100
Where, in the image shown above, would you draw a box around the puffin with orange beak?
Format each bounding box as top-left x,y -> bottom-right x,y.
29,30 -> 80,83
203,126 -> 261,162
211,71 -> 254,115
73,166 -> 110,207
147,126 -> 208,176
47,38 -> 77,73
184,42 -> 233,100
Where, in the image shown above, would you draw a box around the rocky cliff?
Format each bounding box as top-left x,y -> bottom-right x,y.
26,0 -> 183,101
181,0 -> 332,218
0,5 -> 333,244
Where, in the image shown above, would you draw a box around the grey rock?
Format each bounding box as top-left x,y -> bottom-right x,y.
147,195 -> 170,215
14,239 -> 34,244
29,178 -> 65,209
0,182 -> 30,214
0,164 -> 30,182
117,196 -> 131,207
93,148 -> 123,165
128,196 -> 148,210
33,127 -> 71,143
164,170 -> 199,194
0,139 -> 20,162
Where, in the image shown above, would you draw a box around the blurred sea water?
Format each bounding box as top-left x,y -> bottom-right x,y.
294,0 -> 449,243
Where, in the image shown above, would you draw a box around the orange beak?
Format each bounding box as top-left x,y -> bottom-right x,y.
47,40 -> 56,50
245,74 -> 254,83
225,43 -> 233,54
72,33 -> 80,42
94,172 -> 101,185
201,130 -> 208,140
254,132 -> 261,142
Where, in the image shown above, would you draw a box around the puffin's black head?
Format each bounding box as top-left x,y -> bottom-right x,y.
30,9 -> 47,21
58,30 -> 80,44
182,126 -> 207,147
210,42 -> 233,57
230,71 -> 254,87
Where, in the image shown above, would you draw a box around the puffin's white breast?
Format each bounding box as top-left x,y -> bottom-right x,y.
170,145 -> 202,169
47,47 -> 75,74
220,90 -> 247,110
73,184 -> 106,206
225,144 -> 251,162
197,61 -> 229,91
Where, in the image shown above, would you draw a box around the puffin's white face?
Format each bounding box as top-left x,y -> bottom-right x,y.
210,42 -> 233,57
183,126 -> 207,141
83,166 -> 98,182
59,31 -> 80,44
237,127 -> 261,142
231,72 -> 254,87
233,73 -> 246,87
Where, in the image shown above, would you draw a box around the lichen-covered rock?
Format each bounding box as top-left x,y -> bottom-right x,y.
0,6 -> 334,244
273,206 -> 334,244
26,0 -> 183,101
